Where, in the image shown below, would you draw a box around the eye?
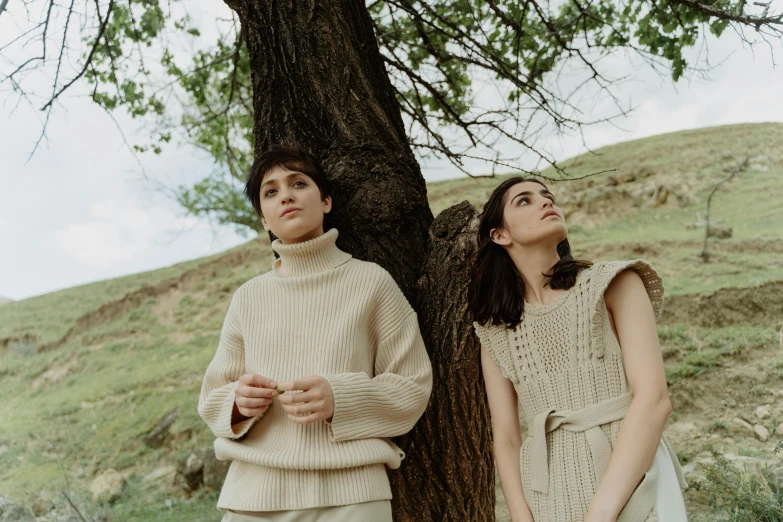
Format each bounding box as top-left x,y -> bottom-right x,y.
293,180 -> 306,187
517,197 -> 530,206
264,188 -> 277,197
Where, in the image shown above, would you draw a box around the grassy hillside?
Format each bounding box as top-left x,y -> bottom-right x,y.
1,123 -> 782,521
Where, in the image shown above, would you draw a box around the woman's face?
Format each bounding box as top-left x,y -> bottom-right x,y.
259,165 -> 332,243
491,181 -> 567,249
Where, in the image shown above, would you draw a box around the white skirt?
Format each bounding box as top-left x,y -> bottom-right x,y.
654,438 -> 688,521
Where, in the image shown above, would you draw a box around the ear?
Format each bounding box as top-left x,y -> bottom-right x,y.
261,215 -> 268,230
489,227 -> 512,247
322,195 -> 332,214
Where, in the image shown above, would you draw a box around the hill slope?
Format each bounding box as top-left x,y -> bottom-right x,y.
1,122 -> 782,521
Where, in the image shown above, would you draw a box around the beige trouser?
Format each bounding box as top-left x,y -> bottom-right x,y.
221,500 -> 393,522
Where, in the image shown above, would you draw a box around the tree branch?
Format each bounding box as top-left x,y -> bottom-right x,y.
41,0 -> 115,111
668,0 -> 783,30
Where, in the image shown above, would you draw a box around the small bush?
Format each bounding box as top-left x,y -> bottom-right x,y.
702,451 -> 783,521
707,421 -> 729,434
9,336 -> 38,356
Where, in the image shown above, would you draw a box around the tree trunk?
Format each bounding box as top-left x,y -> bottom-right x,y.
396,201 -> 495,521
226,0 -> 494,519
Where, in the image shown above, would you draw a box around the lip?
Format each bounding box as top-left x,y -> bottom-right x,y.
541,210 -> 560,220
280,207 -> 301,218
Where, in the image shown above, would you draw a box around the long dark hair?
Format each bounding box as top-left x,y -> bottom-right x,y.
469,176 -> 592,328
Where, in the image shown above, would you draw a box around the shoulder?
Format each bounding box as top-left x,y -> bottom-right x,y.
588,259 -> 665,319
236,271 -> 276,292
347,261 -> 418,338
348,259 -> 407,297
345,260 -> 414,318
348,258 -> 395,281
228,272 -> 276,304
472,321 -> 518,384
472,321 -> 505,345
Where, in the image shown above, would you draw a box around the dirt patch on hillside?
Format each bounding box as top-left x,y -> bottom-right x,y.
664,334 -> 783,477
32,359 -> 80,390
585,238 -> 783,260
661,280 -> 783,328
151,289 -> 183,327
39,244 -> 270,352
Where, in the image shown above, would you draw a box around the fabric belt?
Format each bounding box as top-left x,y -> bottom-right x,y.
526,392 -> 634,495
525,392 -> 672,522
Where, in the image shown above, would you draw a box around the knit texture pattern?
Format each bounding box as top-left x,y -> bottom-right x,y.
199,228 -> 433,511
474,260 -> 685,522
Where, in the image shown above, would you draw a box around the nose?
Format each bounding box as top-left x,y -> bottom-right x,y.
278,188 -> 295,203
541,197 -> 553,209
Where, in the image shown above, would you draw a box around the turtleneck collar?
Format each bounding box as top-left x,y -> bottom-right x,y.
271,228 -> 352,277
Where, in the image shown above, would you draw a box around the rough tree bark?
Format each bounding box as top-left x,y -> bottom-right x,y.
223,0 -> 494,520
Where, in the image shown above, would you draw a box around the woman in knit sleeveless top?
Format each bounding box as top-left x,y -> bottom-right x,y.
198,141 -> 432,522
470,177 -> 687,522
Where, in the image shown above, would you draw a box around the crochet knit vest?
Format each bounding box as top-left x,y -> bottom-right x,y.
474,260 -> 686,522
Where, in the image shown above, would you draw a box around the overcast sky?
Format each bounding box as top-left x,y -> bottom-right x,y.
2,5 -> 782,302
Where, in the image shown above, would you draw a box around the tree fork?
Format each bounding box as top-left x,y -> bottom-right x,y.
228,0 -> 495,519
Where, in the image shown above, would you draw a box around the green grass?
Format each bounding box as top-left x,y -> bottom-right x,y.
0,240 -> 263,346
692,450 -> 783,522
0,285 -> 231,502
108,487 -> 223,522
659,324 -> 776,383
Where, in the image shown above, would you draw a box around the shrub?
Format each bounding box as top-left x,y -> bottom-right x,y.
702,451 -> 783,521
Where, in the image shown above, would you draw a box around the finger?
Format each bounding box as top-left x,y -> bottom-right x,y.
287,412 -> 320,425
239,405 -> 269,417
239,374 -> 276,388
277,376 -> 318,392
236,397 -> 273,409
277,389 -> 320,404
237,385 -> 278,399
280,401 -> 321,416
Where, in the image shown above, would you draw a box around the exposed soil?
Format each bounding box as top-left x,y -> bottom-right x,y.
661,280 -> 783,328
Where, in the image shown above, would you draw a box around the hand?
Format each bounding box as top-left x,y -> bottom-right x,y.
277,375 -> 335,425
234,374 -> 278,418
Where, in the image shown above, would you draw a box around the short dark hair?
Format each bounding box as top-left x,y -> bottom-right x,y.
244,139 -> 334,217
469,176 -> 591,328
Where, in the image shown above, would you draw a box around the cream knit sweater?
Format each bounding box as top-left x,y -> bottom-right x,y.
474,260 -> 686,522
198,228 -> 433,511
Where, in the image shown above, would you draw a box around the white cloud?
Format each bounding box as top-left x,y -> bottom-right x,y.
53,201 -> 215,267
56,220 -> 148,266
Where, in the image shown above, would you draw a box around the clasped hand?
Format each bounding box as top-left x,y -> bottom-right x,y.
234,374 -> 334,425
277,375 -> 335,424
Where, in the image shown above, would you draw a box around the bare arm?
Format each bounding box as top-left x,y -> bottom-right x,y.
585,270 -> 672,522
481,347 -> 535,522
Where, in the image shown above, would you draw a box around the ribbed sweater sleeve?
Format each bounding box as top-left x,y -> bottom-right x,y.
198,290 -> 261,439
323,279 -> 432,443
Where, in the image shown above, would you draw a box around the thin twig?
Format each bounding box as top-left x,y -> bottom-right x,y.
41,0 -> 115,111
52,440 -> 88,522
28,0 -> 78,162
701,155 -> 750,262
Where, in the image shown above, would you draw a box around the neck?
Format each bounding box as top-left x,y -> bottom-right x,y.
507,243 -> 562,306
276,225 -> 325,244
271,228 -> 352,277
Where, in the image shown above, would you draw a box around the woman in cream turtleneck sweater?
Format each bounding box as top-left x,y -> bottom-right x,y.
198,141 -> 433,522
